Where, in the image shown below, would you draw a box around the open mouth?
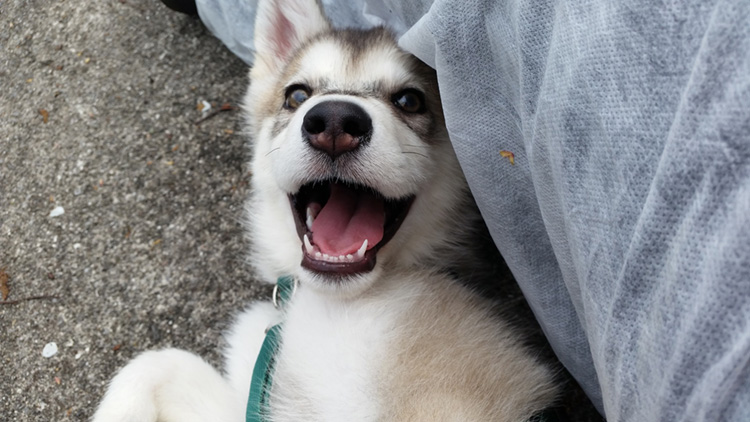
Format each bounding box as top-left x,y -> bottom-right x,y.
289,180 -> 414,275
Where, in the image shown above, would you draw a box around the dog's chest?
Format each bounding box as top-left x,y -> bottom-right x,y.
267,290 -> 396,422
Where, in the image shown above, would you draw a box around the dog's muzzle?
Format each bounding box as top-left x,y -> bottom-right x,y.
290,100 -> 414,277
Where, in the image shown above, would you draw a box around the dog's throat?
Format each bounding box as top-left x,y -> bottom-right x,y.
311,184 -> 383,256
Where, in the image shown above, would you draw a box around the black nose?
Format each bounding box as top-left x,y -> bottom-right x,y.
302,101 -> 372,158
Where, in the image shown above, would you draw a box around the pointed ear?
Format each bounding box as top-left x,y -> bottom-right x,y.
253,0 -> 330,73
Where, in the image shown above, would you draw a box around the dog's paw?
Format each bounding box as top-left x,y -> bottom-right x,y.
92,348 -> 243,422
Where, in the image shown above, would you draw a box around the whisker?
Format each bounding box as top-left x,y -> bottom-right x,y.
401,151 -> 429,159
265,147 -> 281,156
403,144 -> 429,148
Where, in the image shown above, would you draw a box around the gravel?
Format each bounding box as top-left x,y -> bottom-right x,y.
1,1 -> 265,420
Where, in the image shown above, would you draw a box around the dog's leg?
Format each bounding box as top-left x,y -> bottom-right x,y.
223,301 -> 282,401
91,348 -> 244,422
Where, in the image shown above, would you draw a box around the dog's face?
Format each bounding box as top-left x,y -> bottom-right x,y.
245,0 -> 470,295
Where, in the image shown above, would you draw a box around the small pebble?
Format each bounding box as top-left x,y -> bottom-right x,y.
49,206 -> 65,217
42,342 -> 58,358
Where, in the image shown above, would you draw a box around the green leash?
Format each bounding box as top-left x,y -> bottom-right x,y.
245,276 -> 296,422
244,275 -> 563,422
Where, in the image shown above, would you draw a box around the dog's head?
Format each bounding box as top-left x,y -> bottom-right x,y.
244,0 -> 472,296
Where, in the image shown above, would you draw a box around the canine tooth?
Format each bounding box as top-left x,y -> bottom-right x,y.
355,239 -> 368,260
306,207 -> 315,230
303,234 -> 314,255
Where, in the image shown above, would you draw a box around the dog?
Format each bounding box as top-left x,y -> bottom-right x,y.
92,0 -> 560,420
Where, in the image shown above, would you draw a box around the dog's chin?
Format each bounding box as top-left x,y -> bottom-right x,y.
288,179 -> 414,285
297,264 -> 384,296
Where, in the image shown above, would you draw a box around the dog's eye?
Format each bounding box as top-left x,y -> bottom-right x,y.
392,89 -> 426,113
284,86 -> 311,110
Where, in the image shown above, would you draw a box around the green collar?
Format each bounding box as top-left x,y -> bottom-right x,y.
245,276 -> 563,422
245,276 -> 296,422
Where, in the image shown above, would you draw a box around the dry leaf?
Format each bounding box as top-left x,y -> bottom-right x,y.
224,129 -> 234,135
499,150 -> 515,165
54,376 -> 61,385
0,268 -> 9,301
39,109 -> 49,123
113,344 -> 122,352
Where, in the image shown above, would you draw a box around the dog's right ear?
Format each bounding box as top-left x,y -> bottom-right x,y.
253,0 -> 330,75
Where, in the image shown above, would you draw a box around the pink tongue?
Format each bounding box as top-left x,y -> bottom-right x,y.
311,184 -> 384,256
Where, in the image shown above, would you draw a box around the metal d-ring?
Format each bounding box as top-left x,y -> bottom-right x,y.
272,276 -> 298,309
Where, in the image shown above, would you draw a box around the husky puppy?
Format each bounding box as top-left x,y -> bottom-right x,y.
93,0 -> 559,421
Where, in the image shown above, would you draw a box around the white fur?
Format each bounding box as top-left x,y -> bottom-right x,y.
93,0 -> 559,420
92,348 -> 244,422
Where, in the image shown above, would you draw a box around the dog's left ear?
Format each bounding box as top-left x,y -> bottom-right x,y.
253,0 -> 330,74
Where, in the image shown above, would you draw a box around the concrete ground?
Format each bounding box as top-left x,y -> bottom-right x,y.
1,1 -> 602,421
1,1 -> 265,420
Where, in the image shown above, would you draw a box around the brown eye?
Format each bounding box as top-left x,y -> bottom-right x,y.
284,85 -> 311,110
392,89 -> 425,113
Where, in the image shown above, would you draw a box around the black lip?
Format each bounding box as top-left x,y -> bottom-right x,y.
288,180 -> 414,276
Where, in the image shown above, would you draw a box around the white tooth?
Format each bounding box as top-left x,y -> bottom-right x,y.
315,252 -> 322,258
306,207 -> 314,231
355,239 -> 368,260
322,253 -> 330,260
303,234 -> 314,255
346,254 -> 353,261
339,255 -> 346,261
